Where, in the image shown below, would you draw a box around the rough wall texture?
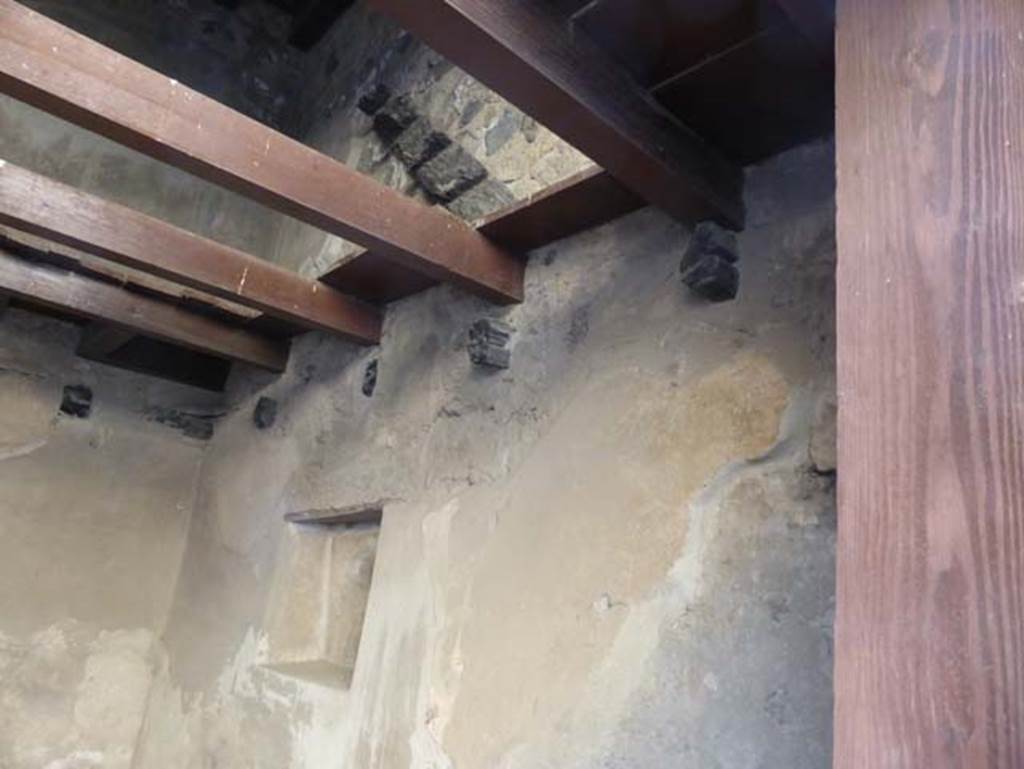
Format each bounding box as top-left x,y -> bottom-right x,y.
132,139 -> 837,768
0,309 -> 218,769
0,2 -> 837,765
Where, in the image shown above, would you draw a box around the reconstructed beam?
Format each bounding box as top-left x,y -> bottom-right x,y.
0,0 -> 523,304
369,0 -> 744,228
0,161 -> 382,345
0,248 -> 288,371
835,0 -> 1024,765
321,166 -> 645,304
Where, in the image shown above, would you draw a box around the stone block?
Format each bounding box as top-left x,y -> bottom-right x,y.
253,396 -> 277,430
393,119 -> 451,169
372,95 -> 418,143
680,221 -> 741,302
357,83 -> 391,116
468,318 -> 514,369
362,359 -> 378,397
415,144 -> 488,202
59,384 -> 92,419
263,525 -> 379,688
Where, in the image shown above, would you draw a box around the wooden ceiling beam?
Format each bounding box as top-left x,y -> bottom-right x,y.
369,0 -> 744,228
0,0 -> 524,304
320,166 -> 646,304
0,161 -> 382,345
0,247 -> 289,372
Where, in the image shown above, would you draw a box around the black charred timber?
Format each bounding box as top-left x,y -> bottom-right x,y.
468,318 -> 513,369
680,221 -> 741,302
357,84 -> 392,116
254,396 -> 278,430
60,384 -> 93,418
415,144 -> 488,202
362,359 -> 378,397
372,95 -> 418,143
394,120 -> 452,169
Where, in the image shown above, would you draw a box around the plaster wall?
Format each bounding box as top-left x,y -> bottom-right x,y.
0,309 -> 218,769
133,139 -> 838,769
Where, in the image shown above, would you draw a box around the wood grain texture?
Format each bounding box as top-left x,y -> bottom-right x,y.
0,248 -> 288,371
835,0 -> 1024,766
0,161 -> 382,344
320,166 -> 644,304
0,0 -> 523,304
369,0 -> 745,228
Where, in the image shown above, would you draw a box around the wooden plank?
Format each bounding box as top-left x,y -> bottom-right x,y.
835,0 -> 1024,766
0,247 -> 289,371
0,161 -> 382,344
320,166 -> 645,304
284,502 -> 384,527
77,323 -> 137,358
477,166 -> 645,251
0,0 -> 523,304
369,0 -> 744,228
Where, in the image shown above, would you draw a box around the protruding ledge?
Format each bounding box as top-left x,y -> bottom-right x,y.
284,502 -> 385,527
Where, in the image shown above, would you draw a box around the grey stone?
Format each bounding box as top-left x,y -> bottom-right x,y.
59,385 -> 92,419
357,83 -> 391,116
485,109 -> 519,155
362,359 -> 378,397
680,221 -> 741,302
445,178 -> 515,221
372,95 -> 418,143
146,407 -> 216,441
415,144 -> 488,202
468,318 -> 514,369
521,115 -> 538,143
253,397 -> 277,430
393,120 -> 451,169
460,99 -> 483,127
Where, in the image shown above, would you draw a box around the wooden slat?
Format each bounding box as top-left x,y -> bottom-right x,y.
0,248 -> 288,371
0,0 -> 524,304
285,502 -> 384,527
0,160 -> 382,344
835,0 -> 1024,766
321,166 -> 645,304
477,166 -> 645,251
369,0 -> 745,228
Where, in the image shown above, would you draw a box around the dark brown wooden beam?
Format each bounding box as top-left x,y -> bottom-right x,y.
0,161 -> 382,344
321,166 -> 645,304
0,247 -> 288,371
835,0 -> 1024,765
0,0 -> 523,304
369,0 -> 744,228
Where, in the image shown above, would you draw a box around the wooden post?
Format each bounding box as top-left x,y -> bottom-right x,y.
835,0 -> 1024,766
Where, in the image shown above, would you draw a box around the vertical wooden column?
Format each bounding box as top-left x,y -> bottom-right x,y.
835,0 -> 1024,766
